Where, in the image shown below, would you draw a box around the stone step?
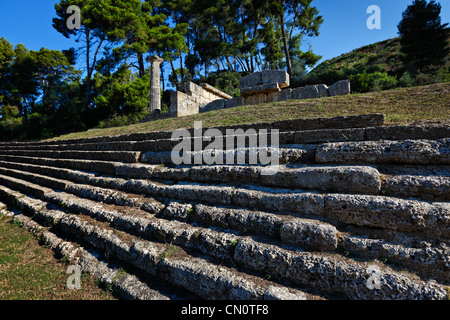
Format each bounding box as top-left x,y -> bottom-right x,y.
0,128 -> 364,152
11,214 -> 177,300
3,159 -> 449,203
0,113 -> 387,147
0,166 -> 340,253
1,124 -> 448,155
0,163 -> 448,241
0,150 -> 141,163
316,138 -> 450,165
0,163 -> 448,290
140,145 -> 316,165
2,138 -> 449,169
2,182 -> 448,299
378,164 -> 450,177
0,186 -> 315,300
340,233 -> 449,285
115,163 -> 382,195
381,174 -> 450,201
0,154 -> 120,175
233,237 -> 448,300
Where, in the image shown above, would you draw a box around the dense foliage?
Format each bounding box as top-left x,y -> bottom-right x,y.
300,1 -> 449,92
1,0 -> 323,140
0,0 -> 448,141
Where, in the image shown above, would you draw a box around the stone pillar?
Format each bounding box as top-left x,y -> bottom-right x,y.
147,55 -> 164,114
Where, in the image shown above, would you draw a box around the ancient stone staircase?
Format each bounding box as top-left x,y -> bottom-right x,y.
0,113 -> 448,300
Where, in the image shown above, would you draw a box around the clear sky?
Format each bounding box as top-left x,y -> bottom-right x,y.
0,0 -> 449,69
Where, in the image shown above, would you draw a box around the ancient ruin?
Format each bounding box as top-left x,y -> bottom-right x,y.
0,114 -> 449,300
147,55 -> 164,114
152,68 -> 352,121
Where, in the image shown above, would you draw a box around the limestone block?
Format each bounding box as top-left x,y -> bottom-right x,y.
316,138 -> 450,165
240,82 -> 281,96
328,80 -> 351,96
202,89 -> 211,101
239,72 -> 263,89
279,219 -> 339,251
281,88 -> 292,101
203,99 -> 226,112
176,99 -> 200,117
292,85 -> 320,100
244,95 -> 256,105
244,94 -> 267,105
262,70 -> 289,88
268,91 -> 282,103
240,70 -> 289,90
317,84 -> 330,97
256,93 -> 268,104
170,91 -> 188,113
184,82 -> 202,96
225,96 -> 244,109
200,83 -> 233,100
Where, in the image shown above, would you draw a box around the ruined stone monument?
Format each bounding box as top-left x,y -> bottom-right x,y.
147,55 -> 164,114
142,66 -> 351,123
239,70 -> 290,105
170,82 -> 232,117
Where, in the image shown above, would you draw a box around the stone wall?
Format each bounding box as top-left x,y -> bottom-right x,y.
170,82 -> 232,117
161,72 -> 351,120
199,72 -> 351,114
1,114 -> 449,300
239,70 -> 350,106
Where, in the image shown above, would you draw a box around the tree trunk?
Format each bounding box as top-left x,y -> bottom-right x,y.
280,8 -> 293,76
137,52 -> 145,78
85,28 -> 91,108
169,60 -> 179,90
160,63 -> 165,93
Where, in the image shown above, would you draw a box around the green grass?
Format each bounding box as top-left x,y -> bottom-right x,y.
47,82 -> 450,142
310,37 -> 404,76
0,214 -> 116,300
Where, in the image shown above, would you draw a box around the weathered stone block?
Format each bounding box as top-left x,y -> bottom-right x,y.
281,88 -> 292,100
317,84 -> 330,97
279,219 -> 339,251
262,70 -> 289,88
292,85 -> 320,100
200,83 -> 233,100
240,82 -> 280,96
328,80 -> 351,96
239,72 -> 263,89
244,95 -> 256,105
184,82 -> 202,95
201,99 -> 226,112
268,91 -> 282,103
225,96 -> 243,108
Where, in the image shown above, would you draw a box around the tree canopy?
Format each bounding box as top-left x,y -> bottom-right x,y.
397,0 -> 449,70
2,0 -> 449,141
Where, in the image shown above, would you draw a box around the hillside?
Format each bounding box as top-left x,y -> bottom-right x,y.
310,37 -> 404,77
298,32 -> 450,91
47,82 -> 449,142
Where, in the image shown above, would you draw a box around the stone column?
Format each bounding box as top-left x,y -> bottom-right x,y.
147,55 -> 164,114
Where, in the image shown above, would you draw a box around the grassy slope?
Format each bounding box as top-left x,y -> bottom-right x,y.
308,32 -> 449,79
49,81 -> 450,141
310,37 -> 404,77
0,215 -> 116,300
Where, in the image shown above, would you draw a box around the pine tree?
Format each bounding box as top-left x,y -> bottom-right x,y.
397,0 -> 449,70
270,0 -> 323,76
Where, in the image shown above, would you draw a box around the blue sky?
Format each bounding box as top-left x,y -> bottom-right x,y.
0,0 -> 449,70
